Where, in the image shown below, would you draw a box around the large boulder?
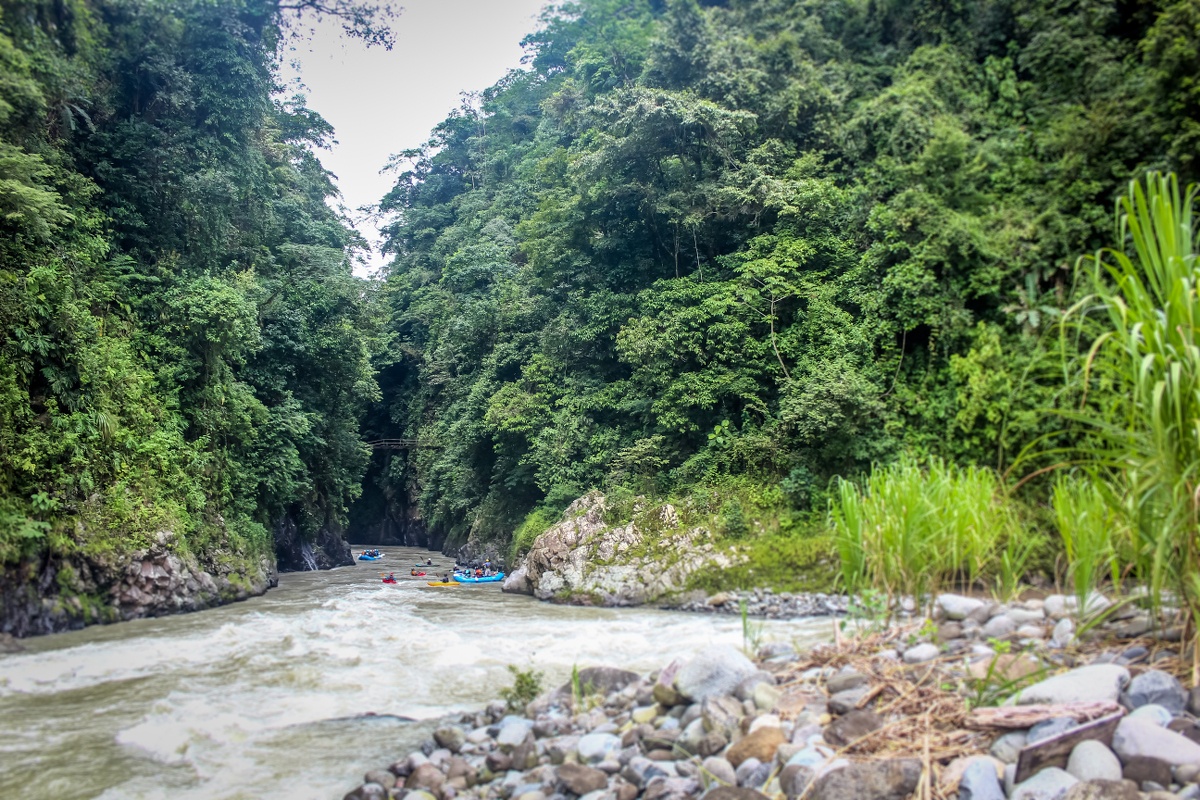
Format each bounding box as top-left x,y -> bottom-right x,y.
675,646 -> 757,703
501,566 -> 533,596
517,493 -> 747,607
807,759 -> 921,800
1014,665 -> 1130,706
1111,716 -> 1200,766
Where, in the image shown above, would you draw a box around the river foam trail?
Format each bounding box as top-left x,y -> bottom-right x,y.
0,546 -> 831,799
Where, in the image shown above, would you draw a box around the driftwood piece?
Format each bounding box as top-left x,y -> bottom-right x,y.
964,702 -> 1124,730
1013,711 -> 1125,784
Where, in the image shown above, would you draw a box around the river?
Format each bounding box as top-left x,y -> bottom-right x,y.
0,547 -> 832,800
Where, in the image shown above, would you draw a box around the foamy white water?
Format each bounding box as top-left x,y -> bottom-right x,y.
0,546 -> 832,799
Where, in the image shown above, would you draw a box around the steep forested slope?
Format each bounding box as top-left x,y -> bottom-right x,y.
0,0 -> 390,633
363,0 -> 1200,554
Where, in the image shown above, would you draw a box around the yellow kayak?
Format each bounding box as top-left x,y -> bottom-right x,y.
425,581 -> 460,587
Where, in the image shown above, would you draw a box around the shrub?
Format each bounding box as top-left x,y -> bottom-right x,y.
500,664 -> 543,711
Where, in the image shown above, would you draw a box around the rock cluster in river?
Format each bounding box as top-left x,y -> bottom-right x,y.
348,592 -> 1200,800
505,493 -> 745,607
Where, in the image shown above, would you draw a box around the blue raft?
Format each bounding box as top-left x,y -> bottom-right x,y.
452,572 -> 505,584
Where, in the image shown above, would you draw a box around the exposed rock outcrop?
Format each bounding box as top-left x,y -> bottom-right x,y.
1,530 -> 276,637
274,513 -> 355,572
508,492 -> 742,606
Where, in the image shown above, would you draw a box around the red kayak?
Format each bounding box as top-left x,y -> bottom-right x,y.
382,576 -> 398,584
410,571 -> 427,577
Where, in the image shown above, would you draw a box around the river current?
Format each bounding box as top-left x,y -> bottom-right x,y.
0,546 -> 832,800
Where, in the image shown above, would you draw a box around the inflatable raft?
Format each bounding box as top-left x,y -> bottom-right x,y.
452,573 -> 506,584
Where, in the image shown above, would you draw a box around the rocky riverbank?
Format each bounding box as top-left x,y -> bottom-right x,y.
667,590 -> 851,620
345,591 -> 1200,800
0,531 -> 277,637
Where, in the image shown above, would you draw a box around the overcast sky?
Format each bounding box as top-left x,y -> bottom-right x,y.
284,0 -> 550,274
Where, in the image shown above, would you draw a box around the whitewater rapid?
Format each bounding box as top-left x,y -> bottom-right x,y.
0,546 -> 831,799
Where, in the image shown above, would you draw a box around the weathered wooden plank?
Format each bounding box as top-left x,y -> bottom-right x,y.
965,701 -> 1123,730
1013,710 -> 1125,784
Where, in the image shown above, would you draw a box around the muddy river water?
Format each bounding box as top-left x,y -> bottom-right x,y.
0,547 -> 832,799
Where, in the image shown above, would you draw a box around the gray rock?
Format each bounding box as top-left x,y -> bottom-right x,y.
903,643 -> 941,664
433,726 -> 467,754
1015,665 -> 1131,706
622,756 -> 672,789
364,770 -> 397,790
1112,717 -> 1200,766
826,671 -> 868,694
1175,762 -> 1200,783
940,594 -> 987,620
497,725 -> 532,753
786,746 -> 835,769
578,733 -> 622,764
1061,780 -> 1141,799
1189,686 -> 1200,717
735,758 -> 770,789
752,682 -> 780,712
1052,619 -> 1076,648
1125,670 -> 1187,715
1066,741 -> 1123,782
677,718 -> 709,755
701,695 -> 745,739
991,731 -> 1029,764
1029,717 -> 1080,744
779,764 -> 814,799
699,788 -> 770,800
1110,615 -> 1154,639
700,757 -> 736,788
824,710 -> 883,747
643,776 -> 700,800
1043,595 -> 1074,620
734,671 -> 775,702
501,566 -> 533,595
674,646 -> 758,703
557,763 -> 609,795
353,783 -> 388,800
958,758 -> 1006,800
1127,704 -> 1173,727
827,687 -> 869,715
1017,624 -> 1047,640
1120,754 -> 1172,786
807,758 -> 921,800
983,615 -> 1018,639
1009,766 -> 1078,800
1008,608 -> 1047,624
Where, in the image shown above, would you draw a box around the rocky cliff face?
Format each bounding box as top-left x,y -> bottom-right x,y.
347,476 -> 444,550
0,531 -> 276,637
273,514 -> 355,572
503,492 -> 743,606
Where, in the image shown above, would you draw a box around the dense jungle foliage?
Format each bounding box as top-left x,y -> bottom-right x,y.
0,0 -> 392,569
368,0 -> 1200,557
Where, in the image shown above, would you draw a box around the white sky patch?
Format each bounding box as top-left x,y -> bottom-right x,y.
283,0 -> 550,275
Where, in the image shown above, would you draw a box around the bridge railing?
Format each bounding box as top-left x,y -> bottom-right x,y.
365,439 -> 439,450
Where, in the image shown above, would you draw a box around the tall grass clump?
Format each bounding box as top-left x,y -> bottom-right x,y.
1052,474 -> 1121,613
830,455 -> 1021,607
1062,172 -> 1200,657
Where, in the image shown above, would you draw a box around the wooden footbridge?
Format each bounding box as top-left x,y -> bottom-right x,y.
366,439 -> 440,450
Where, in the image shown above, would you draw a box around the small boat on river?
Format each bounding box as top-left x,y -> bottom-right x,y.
452,573 -> 505,584
425,581 -> 460,587
358,549 -> 383,561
